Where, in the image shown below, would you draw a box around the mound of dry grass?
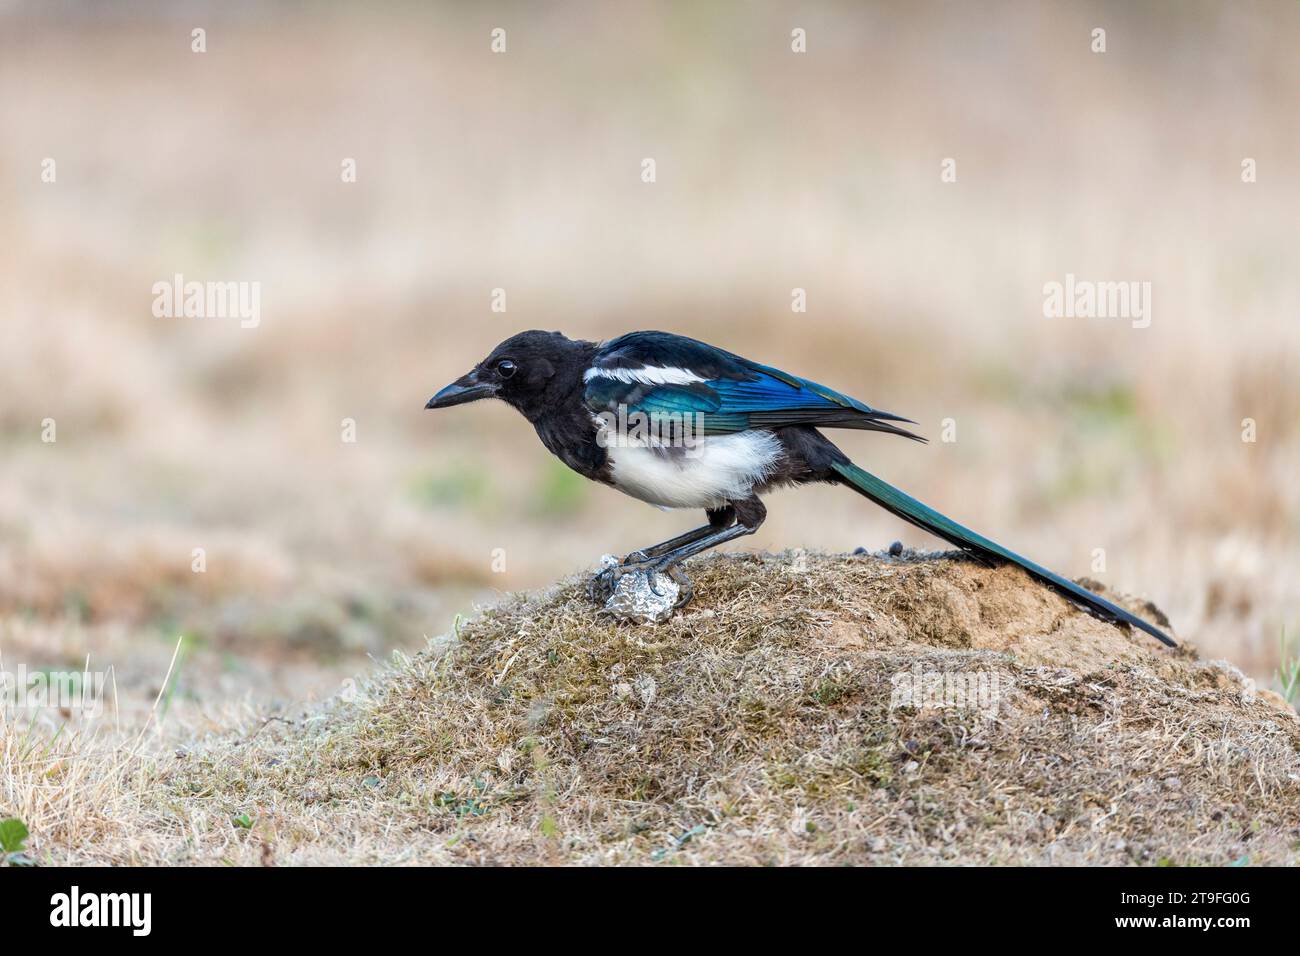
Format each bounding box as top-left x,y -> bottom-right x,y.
24,551 -> 1298,866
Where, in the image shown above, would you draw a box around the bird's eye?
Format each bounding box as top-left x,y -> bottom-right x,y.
495,359 -> 517,378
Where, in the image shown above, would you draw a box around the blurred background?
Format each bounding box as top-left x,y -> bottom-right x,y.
2,0 -> 1297,717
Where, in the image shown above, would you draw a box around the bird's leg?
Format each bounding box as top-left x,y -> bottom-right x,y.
646,498 -> 765,606
647,522 -> 752,569
620,505 -> 735,563
634,523 -> 754,606
589,499 -> 765,609
587,507 -> 735,604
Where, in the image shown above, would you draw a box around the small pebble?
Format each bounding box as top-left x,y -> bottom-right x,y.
889,540 -> 904,556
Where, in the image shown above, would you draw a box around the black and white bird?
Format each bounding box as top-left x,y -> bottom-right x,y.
426,329 -> 1174,647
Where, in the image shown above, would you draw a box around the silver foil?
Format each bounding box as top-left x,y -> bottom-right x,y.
596,554 -> 681,624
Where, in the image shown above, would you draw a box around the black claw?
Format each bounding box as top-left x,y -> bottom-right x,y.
586,563 -> 626,603
667,565 -> 694,608
587,557 -> 663,603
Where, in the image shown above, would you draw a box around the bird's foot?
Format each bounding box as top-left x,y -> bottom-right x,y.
650,560 -> 693,608
587,554 -> 693,622
586,555 -> 647,604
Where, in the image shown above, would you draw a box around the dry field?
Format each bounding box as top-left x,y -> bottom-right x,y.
2,2 -> 1299,864
7,553 -> 1299,866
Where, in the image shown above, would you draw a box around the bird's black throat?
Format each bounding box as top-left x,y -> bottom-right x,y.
501,336 -> 608,482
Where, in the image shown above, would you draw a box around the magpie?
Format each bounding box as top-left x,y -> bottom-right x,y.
426,329 -> 1175,647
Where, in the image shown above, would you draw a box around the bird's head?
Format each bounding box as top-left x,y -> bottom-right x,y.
425,330 -> 589,418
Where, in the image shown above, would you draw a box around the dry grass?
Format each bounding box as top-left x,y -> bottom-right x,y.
10,553 -> 1298,866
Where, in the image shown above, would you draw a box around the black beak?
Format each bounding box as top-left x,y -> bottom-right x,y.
425,372 -> 498,409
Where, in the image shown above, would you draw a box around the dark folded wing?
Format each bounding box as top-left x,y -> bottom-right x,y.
584,332 -> 923,441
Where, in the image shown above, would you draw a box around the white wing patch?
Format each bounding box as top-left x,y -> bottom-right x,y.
584,365 -> 707,387
605,431 -> 782,509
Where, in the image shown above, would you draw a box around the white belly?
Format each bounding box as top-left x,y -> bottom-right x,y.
605,431 -> 782,509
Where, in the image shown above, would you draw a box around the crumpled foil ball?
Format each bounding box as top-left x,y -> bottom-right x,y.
596,554 -> 681,624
